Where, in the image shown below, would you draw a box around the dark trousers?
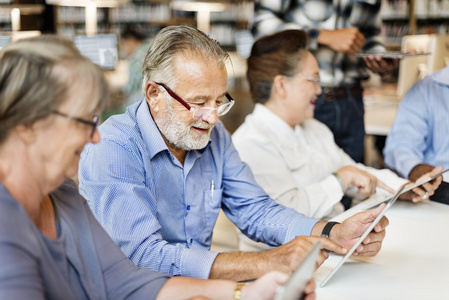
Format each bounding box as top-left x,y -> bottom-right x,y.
315,85 -> 365,210
314,86 -> 365,163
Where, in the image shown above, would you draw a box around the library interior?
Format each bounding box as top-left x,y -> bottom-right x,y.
1,0 -> 449,299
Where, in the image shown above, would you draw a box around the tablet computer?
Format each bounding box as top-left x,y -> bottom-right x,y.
320,168 -> 449,287
355,51 -> 430,59
366,168 -> 449,210
274,242 -> 321,300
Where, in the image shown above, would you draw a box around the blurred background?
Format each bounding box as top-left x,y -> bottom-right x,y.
1,0 -> 449,165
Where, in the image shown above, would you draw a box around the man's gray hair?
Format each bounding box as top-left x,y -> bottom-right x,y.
142,25 -> 229,91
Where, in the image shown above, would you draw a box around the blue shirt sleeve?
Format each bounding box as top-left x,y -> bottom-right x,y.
215,122 -> 319,245
384,79 -> 431,177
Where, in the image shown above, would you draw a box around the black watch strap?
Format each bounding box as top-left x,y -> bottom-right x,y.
321,221 -> 340,239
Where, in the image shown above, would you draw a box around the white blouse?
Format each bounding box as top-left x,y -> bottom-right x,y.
232,104 -> 407,251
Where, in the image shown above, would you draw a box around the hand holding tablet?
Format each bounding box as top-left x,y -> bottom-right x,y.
355,51 -> 430,59
320,186 -> 404,287
275,242 -> 321,300
367,166 -> 447,209
320,168 -> 449,287
402,166 -> 446,202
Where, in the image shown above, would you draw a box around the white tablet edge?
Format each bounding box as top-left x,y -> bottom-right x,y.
365,168 -> 449,210
320,184 -> 405,287
355,52 -> 431,59
275,242 -> 321,300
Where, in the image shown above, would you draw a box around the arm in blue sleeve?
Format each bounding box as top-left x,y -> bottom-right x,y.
384,81 -> 429,177
78,139 -> 218,279
217,125 -> 319,246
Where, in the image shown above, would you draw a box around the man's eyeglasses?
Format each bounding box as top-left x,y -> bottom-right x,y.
155,82 -> 235,120
52,111 -> 99,138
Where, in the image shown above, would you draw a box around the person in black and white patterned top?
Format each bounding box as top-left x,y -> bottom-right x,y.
252,0 -> 398,166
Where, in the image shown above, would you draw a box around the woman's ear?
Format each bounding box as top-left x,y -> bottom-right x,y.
145,81 -> 161,113
273,74 -> 288,99
15,124 -> 36,144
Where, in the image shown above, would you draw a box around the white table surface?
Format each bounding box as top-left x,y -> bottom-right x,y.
314,197 -> 449,300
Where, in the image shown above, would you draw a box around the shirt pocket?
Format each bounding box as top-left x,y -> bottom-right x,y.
203,188 -> 223,230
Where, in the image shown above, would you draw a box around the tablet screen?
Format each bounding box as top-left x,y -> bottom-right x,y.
355,51 -> 430,59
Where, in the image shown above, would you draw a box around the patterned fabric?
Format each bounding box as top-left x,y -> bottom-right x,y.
252,0 -> 385,86
384,66 -> 449,181
78,100 -> 319,279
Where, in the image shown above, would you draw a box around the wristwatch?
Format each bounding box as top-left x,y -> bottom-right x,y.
321,221 -> 340,239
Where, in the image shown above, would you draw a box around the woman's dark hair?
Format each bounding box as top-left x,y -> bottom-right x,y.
247,30 -> 310,104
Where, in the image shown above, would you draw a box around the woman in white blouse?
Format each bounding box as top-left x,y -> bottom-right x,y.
232,30 -> 442,251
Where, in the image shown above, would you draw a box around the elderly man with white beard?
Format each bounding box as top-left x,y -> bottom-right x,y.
78,25 -> 390,285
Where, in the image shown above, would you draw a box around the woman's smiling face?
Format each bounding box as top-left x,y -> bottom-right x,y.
284,52 -> 322,126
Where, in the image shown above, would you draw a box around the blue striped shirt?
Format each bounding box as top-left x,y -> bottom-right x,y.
384,66 -> 449,178
78,100 -> 319,279
252,0 -> 385,86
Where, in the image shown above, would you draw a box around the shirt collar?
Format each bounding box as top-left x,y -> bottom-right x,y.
249,104 -> 310,169
136,100 -> 170,160
251,103 -> 298,140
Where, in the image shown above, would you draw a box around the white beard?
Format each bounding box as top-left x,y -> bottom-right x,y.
155,101 -> 212,151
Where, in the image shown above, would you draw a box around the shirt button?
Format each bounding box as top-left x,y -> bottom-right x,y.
187,205 -> 190,210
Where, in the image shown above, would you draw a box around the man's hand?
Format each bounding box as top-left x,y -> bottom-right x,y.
330,204 -> 389,256
409,164 -> 436,181
209,236 -> 346,281
363,56 -> 399,74
243,271 -> 316,300
317,28 -> 365,54
261,236 -> 347,275
336,165 -> 395,197
400,165 -> 444,202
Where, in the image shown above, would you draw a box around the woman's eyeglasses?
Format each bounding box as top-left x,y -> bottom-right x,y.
52,111 -> 99,138
155,82 -> 235,120
293,75 -> 321,86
